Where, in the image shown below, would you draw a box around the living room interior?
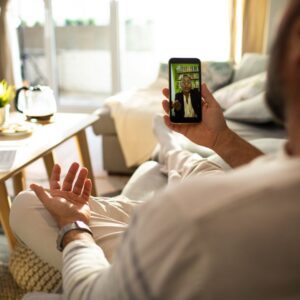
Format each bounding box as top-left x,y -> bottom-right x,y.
0,0 -> 290,298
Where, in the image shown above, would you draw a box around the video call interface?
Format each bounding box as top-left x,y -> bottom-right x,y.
170,63 -> 201,121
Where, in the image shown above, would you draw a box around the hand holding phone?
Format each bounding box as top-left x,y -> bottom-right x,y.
161,83 -> 227,150
168,58 -> 202,123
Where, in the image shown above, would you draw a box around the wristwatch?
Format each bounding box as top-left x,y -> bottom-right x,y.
56,220 -> 93,252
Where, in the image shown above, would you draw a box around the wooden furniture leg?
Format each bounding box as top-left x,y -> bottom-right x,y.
13,170 -> 26,196
0,182 -> 17,251
74,130 -> 97,196
43,151 -> 55,180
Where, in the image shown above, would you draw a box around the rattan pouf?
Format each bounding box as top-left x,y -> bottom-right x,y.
0,262 -> 26,300
9,244 -> 62,293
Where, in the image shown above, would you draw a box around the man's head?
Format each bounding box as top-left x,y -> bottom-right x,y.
266,0 -> 300,124
180,75 -> 192,94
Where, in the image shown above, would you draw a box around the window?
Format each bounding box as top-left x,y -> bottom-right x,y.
120,0 -> 231,89
14,0 -> 231,98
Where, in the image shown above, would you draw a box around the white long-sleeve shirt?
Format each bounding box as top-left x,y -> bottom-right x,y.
62,151 -> 300,300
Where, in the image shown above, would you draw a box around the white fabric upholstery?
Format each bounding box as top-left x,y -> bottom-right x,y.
22,292 -> 62,300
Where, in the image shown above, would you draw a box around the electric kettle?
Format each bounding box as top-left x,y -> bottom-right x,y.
14,85 -> 57,121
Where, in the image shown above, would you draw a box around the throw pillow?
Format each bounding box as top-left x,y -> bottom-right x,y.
201,61 -> 234,92
224,92 -> 273,123
213,72 -> 266,110
233,53 -> 269,82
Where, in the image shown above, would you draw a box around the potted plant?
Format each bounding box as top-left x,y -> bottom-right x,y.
0,80 -> 15,126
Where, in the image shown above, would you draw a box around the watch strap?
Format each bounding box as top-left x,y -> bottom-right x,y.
56,220 -> 93,251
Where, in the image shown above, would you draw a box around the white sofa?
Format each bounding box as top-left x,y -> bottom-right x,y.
92,53 -> 286,174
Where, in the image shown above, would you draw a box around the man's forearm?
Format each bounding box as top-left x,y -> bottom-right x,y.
213,128 -> 263,168
62,234 -> 116,300
62,230 -> 95,249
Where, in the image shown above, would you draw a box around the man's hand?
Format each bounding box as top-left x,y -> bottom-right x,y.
163,83 -> 263,167
163,83 -> 229,150
172,100 -> 182,111
30,162 -> 92,229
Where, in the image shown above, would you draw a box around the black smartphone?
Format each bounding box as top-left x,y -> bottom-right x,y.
168,57 -> 202,123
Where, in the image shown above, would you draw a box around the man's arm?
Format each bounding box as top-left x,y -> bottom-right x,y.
31,164 -> 196,300
162,84 -> 263,168
212,127 -> 263,168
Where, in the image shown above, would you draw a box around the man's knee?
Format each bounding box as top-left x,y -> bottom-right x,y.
10,190 -> 43,234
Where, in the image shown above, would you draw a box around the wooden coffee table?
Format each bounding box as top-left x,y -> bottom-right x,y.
0,112 -> 99,251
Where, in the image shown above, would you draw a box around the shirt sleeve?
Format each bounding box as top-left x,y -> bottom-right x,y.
62,189 -> 201,300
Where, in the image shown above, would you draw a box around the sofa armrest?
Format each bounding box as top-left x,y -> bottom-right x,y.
92,106 -> 116,136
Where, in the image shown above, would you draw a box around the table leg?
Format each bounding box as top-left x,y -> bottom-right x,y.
74,129 -> 97,196
43,151 -> 55,180
13,170 -> 26,196
0,182 -> 17,251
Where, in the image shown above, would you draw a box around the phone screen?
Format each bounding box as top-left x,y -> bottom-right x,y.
169,58 -> 202,123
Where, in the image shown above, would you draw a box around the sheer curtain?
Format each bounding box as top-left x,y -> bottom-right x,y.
242,0 -> 269,54
230,0 -> 269,62
0,0 -> 14,84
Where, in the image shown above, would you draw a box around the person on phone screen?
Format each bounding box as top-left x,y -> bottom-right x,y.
173,74 -> 201,119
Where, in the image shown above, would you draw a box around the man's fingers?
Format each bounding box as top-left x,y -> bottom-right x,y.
30,184 -> 50,205
81,179 -> 92,202
72,168 -> 88,195
162,88 -> 169,99
62,162 -> 80,191
50,164 -> 61,191
201,83 -> 218,106
162,99 -> 170,114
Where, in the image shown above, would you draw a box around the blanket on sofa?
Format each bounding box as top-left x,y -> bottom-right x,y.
105,78 -> 166,167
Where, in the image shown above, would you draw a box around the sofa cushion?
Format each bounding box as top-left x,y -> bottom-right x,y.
213,72 -> 266,110
233,53 -> 269,82
224,92 -> 274,124
202,61 -> 234,92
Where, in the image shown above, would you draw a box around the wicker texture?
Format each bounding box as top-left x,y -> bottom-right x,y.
9,244 -> 62,293
0,262 -> 26,300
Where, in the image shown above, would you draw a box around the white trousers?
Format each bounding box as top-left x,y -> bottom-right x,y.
10,150 -> 224,271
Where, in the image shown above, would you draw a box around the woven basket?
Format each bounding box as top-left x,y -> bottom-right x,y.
9,244 -> 62,293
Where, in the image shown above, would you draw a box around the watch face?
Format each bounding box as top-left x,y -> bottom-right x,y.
75,220 -> 86,228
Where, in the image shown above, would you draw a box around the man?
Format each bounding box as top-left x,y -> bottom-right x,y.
173,74 -> 201,119
10,1 -> 300,299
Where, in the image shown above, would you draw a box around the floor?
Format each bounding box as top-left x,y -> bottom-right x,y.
0,94 -> 131,297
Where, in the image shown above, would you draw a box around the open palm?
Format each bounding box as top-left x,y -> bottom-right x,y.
162,84 -> 228,149
30,162 -> 92,228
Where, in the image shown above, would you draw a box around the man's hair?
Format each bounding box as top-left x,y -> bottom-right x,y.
266,0 -> 300,123
181,74 -> 192,82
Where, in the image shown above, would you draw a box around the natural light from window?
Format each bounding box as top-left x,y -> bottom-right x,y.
14,0 -> 231,92
17,0 -> 230,60
121,0 -> 230,61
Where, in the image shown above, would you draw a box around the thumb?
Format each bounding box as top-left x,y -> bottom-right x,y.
201,83 -> 219,106
30,184 -> 50,205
